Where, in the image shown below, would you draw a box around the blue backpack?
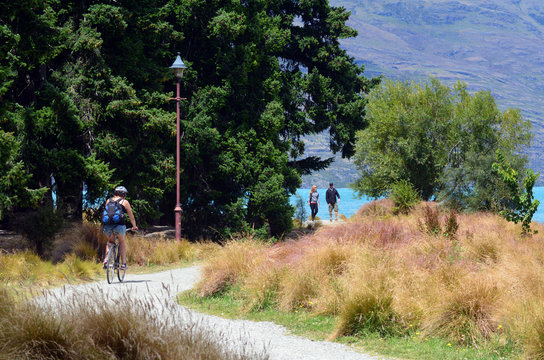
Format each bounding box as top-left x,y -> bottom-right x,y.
102,198 -> 125,225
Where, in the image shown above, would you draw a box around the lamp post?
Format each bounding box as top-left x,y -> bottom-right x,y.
170,52 -> 187,241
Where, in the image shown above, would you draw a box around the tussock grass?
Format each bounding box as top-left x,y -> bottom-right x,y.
194,200 -> 544,355
0,286 -> 268,360
425,275 -> 500,345
50,222 -> 212,269
0,250 -> 101,287
128,236 -> 198,266
0,223 -> 217,289
195,239 -> 266,297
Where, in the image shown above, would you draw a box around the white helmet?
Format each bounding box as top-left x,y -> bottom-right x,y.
114,186 -> 128,195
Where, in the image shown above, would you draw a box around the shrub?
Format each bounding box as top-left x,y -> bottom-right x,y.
332,288 -> 401,339
355,198 -> 394,219
149,239 -> 195,265
278,244 -> 351,311
278,266 -> 319,311
419,204 -> 441,235
443,209 -> 459,238
493,150 -> 540,234
195,239 -> 265,297
390,179 -> 420,214
294,194 -> 307,228
13,205 -> 64,256
51,222 -> 106,263
58,254 -> 101,279
242,264 -> 282,311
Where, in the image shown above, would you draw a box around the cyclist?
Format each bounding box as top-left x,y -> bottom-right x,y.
102,186 -> 138,270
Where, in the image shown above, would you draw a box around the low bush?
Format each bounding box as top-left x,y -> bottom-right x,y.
332,289 -> 399,339
354,198 -> 394,218
390,179 -> 420,214
12,205 -> 64,257
419,204 -> 441,235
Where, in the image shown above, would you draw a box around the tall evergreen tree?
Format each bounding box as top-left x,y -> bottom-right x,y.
1,0 -> 376,238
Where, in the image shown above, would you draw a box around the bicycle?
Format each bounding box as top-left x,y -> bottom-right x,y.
105,228 -> 135,284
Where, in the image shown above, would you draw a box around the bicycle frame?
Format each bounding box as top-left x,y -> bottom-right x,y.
105,237 -> 126,284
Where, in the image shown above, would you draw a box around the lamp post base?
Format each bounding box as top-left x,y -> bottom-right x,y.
174,206 -> 182,241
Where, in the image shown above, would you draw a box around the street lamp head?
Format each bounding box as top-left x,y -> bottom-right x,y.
170,52 -> 187,79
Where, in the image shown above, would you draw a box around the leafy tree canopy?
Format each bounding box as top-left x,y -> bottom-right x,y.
0,0 -> 377,239
353,78 -> 532,212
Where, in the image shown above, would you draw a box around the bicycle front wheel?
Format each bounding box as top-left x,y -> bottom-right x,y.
106,245 -> 117,284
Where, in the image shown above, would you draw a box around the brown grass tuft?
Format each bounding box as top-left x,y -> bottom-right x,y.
0,286 -> 269,360
195,239 -> 266,297
51,222 -> 107,263
355,198 -> 394,218
331,252 -> 403,339
193,200 -> 544,353
424,276 -> 500,345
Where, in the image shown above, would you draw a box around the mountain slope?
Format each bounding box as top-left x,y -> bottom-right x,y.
304,0 -> 544,187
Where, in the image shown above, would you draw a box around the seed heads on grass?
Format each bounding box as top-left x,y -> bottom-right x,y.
0,285 -> 269,360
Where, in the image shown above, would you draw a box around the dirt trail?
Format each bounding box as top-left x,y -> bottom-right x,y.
43,266 -> 386,360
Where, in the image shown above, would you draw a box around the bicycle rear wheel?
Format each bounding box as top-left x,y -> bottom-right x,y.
116,248 -> 125,282
106,245 -> 117,284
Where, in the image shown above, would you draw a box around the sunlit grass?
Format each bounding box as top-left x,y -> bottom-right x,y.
189,200 -> 544,358
0,223 -> 218,291
0,285 -> 269,360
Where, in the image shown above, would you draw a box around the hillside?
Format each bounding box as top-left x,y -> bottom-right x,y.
304,0 -> 544,187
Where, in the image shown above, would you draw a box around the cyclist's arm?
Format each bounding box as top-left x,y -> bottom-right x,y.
124,201 -> 138,230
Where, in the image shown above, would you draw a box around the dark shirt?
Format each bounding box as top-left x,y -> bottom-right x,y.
326,188 -> 340,204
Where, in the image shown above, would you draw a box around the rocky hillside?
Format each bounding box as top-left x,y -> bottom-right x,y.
304,0 -> 544,187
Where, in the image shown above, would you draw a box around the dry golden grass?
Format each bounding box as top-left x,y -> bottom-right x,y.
195,239 -> 268,297
1,223 -> 217,289
52,222 -> 215,268
0,286 -> 268,360
128,235 -> 197,266
0,250 -> 100,287
195,200 -> 544,354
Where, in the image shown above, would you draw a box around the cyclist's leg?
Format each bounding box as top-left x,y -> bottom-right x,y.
117,233 -> 127,265
109,225 -> 127,265
103,227 -> 115,265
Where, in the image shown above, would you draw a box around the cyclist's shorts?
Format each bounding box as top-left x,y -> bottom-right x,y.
103,224 -> 127,237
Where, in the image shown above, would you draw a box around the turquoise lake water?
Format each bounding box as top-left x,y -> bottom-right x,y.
291,187 -> 544,222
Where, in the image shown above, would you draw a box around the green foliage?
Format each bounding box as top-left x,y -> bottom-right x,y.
0,130 -> 47,220
1,0 -> 376,239
353,78 -> 532,212
492,150 -> 540,234
13,205 -> 64,256
389,179 -> 419,214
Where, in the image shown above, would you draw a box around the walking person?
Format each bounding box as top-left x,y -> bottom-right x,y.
102,186 -> 138,270
326,182 -> 341,221
308,185 -> 320,221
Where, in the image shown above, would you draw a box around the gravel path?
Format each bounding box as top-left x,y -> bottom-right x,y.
44,266 -> 387,360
